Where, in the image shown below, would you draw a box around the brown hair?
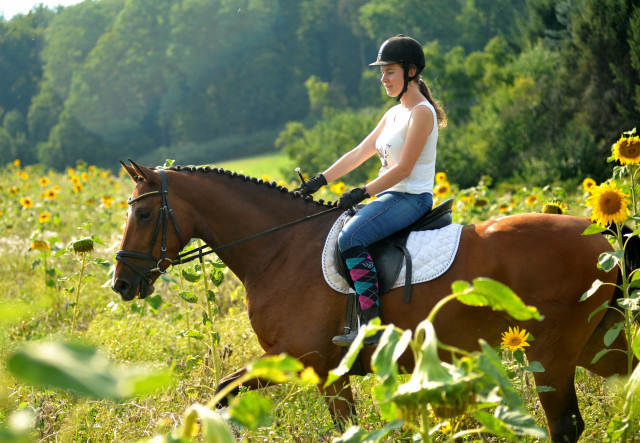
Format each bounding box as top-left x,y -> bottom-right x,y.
416,76 -> 447,129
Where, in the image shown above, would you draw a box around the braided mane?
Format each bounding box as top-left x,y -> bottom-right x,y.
165,164 -> 337,208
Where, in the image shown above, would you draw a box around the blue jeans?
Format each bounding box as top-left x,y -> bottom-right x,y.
338,191 -> 433,252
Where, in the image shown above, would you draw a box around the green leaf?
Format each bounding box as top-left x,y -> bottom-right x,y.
604,322 -> 625,347
325,324 -> 372,387
588,301 -> 611,322
181,268 -> 201,283
247,354 -> 304,384
455,278 -> 542,321
598,250 -> 625,272
7,341 -> 171,400
210,268 -> 225,287
229,392 -> 273,431
178,291 -> 198,303
525,361 -> 545,373
474,410 -> 519,440
183,404 -> 234,443
580,279 -> 603,302
145,294 -> 163,310
632,332 -> 640,360
206,289 -> 216,303
332,419 -> 404,443
535,386 -> 557,393
185,330 -> 205,340
583,223 -> 607,235
591,348 -> 613,365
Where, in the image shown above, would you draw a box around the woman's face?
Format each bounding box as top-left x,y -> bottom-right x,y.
380,64 -> 404,97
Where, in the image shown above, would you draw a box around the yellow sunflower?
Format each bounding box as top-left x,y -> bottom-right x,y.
44,189 -> 57,200
525,194 -> 538,206
13,159 -> 20,167
101,195 -> 114,208
586,181 -> 630,227
435,172 -> 447,184
582,177 -> 596,193
73,183 -> 83,193
38,212 -> 51,223
434,182 -> 450,197
38,177 -> 50,187
612,135 -> 640,165
542,200 -> 568,215
498,203 -> 511,213
500,326 -> 530,352
19,197 -> 33,208
329,182 -> 346,194
31,240 -> 50,251
8,186 -> 19,196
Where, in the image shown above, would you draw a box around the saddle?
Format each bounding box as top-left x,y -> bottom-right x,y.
334,198 -> 453,304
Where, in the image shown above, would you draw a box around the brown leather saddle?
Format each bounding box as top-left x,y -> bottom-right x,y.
334,198 -> 454,304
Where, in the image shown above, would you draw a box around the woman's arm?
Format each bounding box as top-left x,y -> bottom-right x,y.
363,105 -> 433,196
322,114 -> 387,183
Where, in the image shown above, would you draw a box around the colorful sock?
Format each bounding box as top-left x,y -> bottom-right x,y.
342,246 -> 379,311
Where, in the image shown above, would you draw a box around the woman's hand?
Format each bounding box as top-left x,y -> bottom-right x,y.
294,173 -> 327,196
338,186 -> 370,210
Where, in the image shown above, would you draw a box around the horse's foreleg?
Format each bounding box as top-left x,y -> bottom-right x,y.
533,368 -> 584,443
318,375 -> 356,429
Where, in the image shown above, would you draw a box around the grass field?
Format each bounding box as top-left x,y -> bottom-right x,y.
0,154 -> 638,442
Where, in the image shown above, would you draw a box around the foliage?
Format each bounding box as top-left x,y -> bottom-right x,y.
0,0 -> 637,191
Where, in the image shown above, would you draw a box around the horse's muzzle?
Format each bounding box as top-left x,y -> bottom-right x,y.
111,277 -> 155,301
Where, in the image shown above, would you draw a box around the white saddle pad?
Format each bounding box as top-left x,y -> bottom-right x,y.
322,212 -> 463,294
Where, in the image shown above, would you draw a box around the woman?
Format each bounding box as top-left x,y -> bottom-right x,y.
297,34 -> 447,347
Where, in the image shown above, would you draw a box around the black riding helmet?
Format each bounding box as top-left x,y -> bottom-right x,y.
369,34 -> 425,101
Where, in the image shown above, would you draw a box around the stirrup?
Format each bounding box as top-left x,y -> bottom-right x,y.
332,329 -> 382,347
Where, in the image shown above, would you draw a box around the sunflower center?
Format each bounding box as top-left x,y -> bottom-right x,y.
509,337 -> 521,345
621,141 -> 640,159
599,191 -> 622,214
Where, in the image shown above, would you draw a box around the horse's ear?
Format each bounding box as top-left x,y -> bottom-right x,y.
127,159 -> 158,185
120,160 -> 139,182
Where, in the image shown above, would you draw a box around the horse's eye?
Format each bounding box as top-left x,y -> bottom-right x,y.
136,209 -> 151,221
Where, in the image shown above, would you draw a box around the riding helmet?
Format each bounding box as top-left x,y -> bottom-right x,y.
369,34 -> 425,74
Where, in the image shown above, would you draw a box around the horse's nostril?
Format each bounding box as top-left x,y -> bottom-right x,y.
112,279 -> 130,294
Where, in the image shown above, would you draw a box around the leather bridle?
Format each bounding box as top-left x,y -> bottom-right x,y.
115,169 -> 185,286
115,168 -> 341,289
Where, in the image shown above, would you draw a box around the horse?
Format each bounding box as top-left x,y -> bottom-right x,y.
111,160 -> 635,442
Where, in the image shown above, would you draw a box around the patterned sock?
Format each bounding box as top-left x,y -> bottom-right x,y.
342,246 -> 379,311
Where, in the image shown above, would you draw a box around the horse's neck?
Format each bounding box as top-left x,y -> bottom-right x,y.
178,171 -> 332,281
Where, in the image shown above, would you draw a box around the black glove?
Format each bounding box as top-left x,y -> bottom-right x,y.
338,186 -> 370,210
294,173 -> 327,196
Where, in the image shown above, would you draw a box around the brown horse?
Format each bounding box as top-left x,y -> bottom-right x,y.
112,160 -> 634,442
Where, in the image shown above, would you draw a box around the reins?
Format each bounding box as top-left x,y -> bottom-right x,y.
115,169 -> 341,282
173,206 -> 340,265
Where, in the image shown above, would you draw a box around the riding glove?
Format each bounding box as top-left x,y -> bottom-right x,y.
295,173 -> 327,196
338,186 -> 370,210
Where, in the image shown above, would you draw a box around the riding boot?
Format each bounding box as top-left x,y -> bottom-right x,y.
332,246 -> 382,347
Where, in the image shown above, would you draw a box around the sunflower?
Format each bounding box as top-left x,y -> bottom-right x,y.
586,181 -> 630,227
44,189 -> 57,200
38,212 -> 51,223
8,186 -> 19,196
13,159 -> 20,168
101,195 -> 114,208
435,172 -> 447,184
38,177 -> 50,187
435,182 -> 450,197
73,183 -> 83,193
329,182 -> 346,194
19,197 -> 33,208
81,172 -> 90,181
31,240 -> 50,251
582,177 -> 597,193
525,194 -> 538,206
71,175 -> 81,184
612,135 -> 640,165
498,203 -> 511,213
542,200 -> 568,215
501,326 -> 530,352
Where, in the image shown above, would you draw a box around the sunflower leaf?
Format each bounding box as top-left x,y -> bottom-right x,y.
604,321 -> 625,347
581,279 -> 604,302
588,300 -> 612,322
583,224 -> 607,235
591,348 -> 613,365
598,250 -> 625,272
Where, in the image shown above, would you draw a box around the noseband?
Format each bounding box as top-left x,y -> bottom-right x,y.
115,169 -> 186,286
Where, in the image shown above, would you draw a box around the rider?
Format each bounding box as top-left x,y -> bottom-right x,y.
297,34 -> 447,347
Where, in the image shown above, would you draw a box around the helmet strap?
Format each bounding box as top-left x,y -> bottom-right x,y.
396,63 -> 416,102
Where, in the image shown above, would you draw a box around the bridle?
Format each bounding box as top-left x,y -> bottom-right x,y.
115,169 -> 340,287
115,169 -> 186,286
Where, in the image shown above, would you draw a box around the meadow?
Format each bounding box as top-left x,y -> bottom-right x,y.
0,147 -> 638,442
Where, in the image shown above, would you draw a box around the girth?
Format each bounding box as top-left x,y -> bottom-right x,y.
334,198 -> 453,304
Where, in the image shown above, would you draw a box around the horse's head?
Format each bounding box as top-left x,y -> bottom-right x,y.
111,160 -> 186,301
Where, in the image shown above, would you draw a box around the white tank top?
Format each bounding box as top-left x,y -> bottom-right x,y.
374,100 -> 437,194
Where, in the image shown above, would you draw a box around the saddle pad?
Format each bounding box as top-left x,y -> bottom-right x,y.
322,212 -> 464,294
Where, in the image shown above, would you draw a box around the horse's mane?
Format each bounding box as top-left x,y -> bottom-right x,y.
165,164 -> 337,209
